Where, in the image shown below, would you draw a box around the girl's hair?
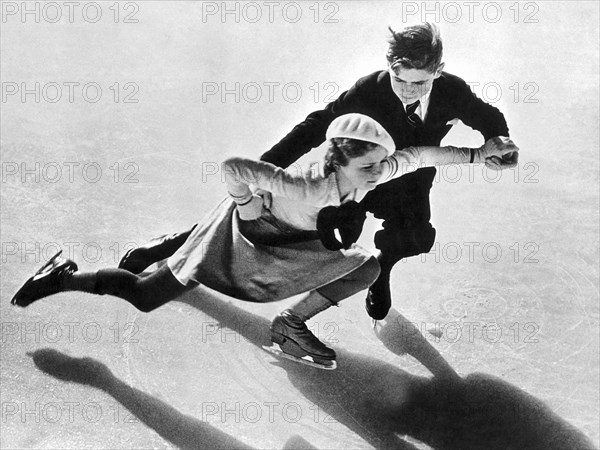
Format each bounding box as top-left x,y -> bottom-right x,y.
324,137 -> 379,176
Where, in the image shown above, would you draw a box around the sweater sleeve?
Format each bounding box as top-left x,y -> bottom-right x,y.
223,157 -> 334,206
379,145 -> 482,183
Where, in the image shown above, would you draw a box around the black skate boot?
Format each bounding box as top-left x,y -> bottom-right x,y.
11,250 -> 78,307
266,310 -> 337,370
118,225 -> 196,274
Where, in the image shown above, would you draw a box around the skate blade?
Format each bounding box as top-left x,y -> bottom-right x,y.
262,344 -> 337,370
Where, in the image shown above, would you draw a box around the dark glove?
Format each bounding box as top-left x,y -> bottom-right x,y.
317,201 -> 367,251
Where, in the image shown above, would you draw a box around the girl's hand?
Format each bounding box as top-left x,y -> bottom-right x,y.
237,194 -> 264,221
253,189 -> 273,210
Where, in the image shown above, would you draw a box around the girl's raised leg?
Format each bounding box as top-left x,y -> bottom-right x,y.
12,250 -> 190,312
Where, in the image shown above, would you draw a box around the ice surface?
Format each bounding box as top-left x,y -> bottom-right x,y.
1,2 -> 598,448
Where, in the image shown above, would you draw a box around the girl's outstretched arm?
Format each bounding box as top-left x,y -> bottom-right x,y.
379,137 -> 518,183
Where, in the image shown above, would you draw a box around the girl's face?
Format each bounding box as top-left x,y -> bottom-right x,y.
336,145 -> 389,191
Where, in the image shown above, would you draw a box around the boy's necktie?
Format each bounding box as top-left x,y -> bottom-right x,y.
406,101 -> 424,128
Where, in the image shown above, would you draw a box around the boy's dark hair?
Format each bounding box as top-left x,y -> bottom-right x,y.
386,22 -> 443,73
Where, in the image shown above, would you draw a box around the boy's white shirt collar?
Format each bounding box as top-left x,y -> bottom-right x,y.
401,91 -> 431,120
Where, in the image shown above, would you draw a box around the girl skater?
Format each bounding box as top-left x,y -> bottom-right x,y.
11,114 -> 516,369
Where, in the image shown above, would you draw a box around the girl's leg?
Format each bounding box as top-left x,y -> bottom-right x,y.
270,256 -> 380,365
315,255 -> 381,305
66,264 -> 190,312
11,250 -> 190,312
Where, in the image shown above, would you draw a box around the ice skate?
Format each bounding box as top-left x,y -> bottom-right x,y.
11,250 -> 78,307
365,282 -> 392,321
263,311 -> 337,370
365,251 -> 393,321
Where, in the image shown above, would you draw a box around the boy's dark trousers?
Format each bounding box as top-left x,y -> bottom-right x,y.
362,167 -> 437,260
360,167 -> 437,319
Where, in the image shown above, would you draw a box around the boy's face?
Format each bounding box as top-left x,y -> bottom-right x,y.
389,63 -> 444,104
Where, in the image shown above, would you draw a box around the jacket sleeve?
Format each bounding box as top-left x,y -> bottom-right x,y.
223,157 -> 334,206
260,77 -> 370,168
450,75 -> 510,140
379,145 -> 483,183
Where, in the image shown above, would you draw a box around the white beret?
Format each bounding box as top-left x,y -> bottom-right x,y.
325,113 -> 396,156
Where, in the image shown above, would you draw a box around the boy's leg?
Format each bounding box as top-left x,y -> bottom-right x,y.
366,223 -> 436,319
118,224 -> 197,274
361,168 -> 437,320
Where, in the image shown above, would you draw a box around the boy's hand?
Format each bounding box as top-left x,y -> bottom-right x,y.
485,153 -> 519,170
483,136 -> 519,170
